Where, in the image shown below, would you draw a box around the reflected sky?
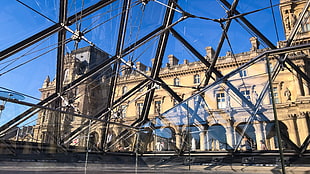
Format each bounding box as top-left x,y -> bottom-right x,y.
0,0 -> 285,126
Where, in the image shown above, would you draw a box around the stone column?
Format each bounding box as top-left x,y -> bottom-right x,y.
303,79 -> 310,96
253,121 -> 265,150
301,66 -> 310,95
298,112 -> 310,146
293,73 -> 302,96
225,125 -> 235,149
269,137 -> 276,150
288,114 -> 300,146
175,132 -> 182,150
200,131 -> 206,151
205,130 -> 210,151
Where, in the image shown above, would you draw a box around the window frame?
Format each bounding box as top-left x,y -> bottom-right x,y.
122,86 -> 128,94
154,100 -> 161,114
272,86 -> 280,104
193,74 -> 200,84
120,105 -> 127,118
239,70 -> 247,77
137,103 -> 143,116
174,77 -> 180,86
240,89 -> 251,107
216,91 -> 226,109
301,11 -> 310,32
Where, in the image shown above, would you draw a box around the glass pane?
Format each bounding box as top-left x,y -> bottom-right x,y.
1,0 -> 310,172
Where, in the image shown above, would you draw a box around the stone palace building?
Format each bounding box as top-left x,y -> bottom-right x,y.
33,0 -> 310,153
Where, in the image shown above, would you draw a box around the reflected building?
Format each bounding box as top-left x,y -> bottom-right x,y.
110,0 -> 310,152
33,46 -> 111,149
33,0 -> 310,153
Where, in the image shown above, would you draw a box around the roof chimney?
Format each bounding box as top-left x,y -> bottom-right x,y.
168,54 -> 179,66
250,37 -> 259,51
205,46 -> 215,59
136,62 -> 147,72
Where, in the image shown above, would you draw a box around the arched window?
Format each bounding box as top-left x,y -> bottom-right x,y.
63,69 -> 69,82
122,86 -> 127,94
174,77 -> 180,86
207,124 -> 228,151
193,74 -> 200,84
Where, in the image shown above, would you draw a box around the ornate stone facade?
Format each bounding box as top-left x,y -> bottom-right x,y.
34,0 -> 310,153
33,46 -> 111,149
109,0 -> 310,152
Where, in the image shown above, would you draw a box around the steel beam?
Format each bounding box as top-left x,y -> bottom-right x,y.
219,0 -> 276,49
220,0 -> 310,85
102,0 -> 131,150
53,0 -> 68,145
0,23 -> 166,143
66,0 -> 116,26
156,77 -> 183,102
204,0 -> 239,85
0,0 -> 116,61
61,79 -> 151,145
0,55 -> 117,136
138,0 -> 178,125
170,28 -> 302,151
122,26 -> 163,54
0,24 -> 62,61
300,134 -> 310,154
108,0 -> 131,119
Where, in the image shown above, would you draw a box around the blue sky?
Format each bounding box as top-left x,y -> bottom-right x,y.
0,0 -> 285,125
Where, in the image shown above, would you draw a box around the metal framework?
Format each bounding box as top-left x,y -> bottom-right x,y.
1,0 -> 310,172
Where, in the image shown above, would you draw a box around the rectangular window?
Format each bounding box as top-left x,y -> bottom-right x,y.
154,101 -> 161,114
303,23 -> 310,32
120,105 -> 127,118
194,74 -> 200,84
239,70 -> 247,77
302,12 -> 310,32
272,87 -> 280,104
216,92 -> 226,109
137,103 -> 143,116
241,89 -> 251,106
